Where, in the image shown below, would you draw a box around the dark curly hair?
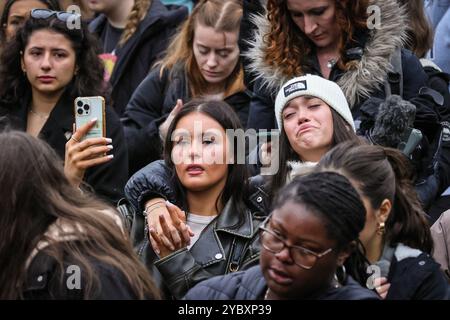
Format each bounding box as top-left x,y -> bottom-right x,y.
264,0 -> 369,79
0,12 -> 106,107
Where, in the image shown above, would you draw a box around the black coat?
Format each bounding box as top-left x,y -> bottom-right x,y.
184,265 -> 380,300
124,160 -> 267,299
385,250 -> 449,299
89,0 -> 188,116
122,64 -> 252,175
23,249 -> 138,299
0,90 -> 128,205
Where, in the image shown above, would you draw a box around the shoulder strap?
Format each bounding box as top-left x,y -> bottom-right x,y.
385,47 -> 404,97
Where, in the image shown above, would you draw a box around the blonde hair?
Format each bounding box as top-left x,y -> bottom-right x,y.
159,0 -> 244,97
119,0 -> 152,46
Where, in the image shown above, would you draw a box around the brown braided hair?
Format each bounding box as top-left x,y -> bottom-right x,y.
264,0 -> 369,79
118,0 -> 152,47
157,0 -> 245,98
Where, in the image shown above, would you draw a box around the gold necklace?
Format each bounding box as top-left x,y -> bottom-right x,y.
29,108 -> 50,120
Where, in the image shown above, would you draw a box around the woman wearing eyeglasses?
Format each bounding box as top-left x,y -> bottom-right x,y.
0,10 -> 128,205
184,171 -> 379,300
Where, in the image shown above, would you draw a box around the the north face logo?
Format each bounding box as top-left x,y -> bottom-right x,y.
284,80 -> 307,97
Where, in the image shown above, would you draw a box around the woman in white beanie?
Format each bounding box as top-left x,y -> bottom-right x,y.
268,74 -> 359,199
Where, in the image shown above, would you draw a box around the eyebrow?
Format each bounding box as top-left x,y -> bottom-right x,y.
270,217 -> 324,247
8,15 -> 25,20
290,5 -> 328,15
28,47 -> 69,51
196,42 -> 235,50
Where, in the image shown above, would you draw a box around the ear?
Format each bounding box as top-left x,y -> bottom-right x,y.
336,242 -> 355,266
377,198 -> 392,224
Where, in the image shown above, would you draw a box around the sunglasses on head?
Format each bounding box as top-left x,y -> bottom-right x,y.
31,9 -> 81,22
30,9 -> 83,38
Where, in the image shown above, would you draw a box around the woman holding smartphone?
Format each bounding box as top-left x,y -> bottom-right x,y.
0,9 -> 128,204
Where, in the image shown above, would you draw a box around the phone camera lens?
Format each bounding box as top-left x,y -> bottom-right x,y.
77,108 -> 83,115
77,100 -> 83,107
83,104 -> 90,111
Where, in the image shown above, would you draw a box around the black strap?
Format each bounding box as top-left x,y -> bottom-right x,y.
228,237 -> 248,273
385,47 -> 404,97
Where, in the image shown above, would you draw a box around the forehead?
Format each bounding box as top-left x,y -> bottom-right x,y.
193,23 -> 239,48
284,96 -> 326,109
175,112 -> 225,133
8,0 -> 49,17
271,201 -> 332,245
25,29 -> 74,50
286,0 -> 334,12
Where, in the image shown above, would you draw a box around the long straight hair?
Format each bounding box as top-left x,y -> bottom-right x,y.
163,99 -> 249,227
158,0 -> 245,98
270,108 -> 359,200
0,131 -> 160,299
396,0 -> 433,58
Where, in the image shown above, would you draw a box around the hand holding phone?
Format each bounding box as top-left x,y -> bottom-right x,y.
74,96 -> 106,141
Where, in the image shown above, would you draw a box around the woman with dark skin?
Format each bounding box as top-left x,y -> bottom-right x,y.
1,0 -> 60,43
184,172 -> 379,300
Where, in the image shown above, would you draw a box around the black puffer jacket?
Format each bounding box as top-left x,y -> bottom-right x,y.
89,0 -> 188,116
124,160 -> 267,299
184,265 -> 380,300
122,64 -> 252,175
378,244 -> 450,300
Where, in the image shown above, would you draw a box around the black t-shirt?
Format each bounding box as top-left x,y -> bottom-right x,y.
100,22 -> 124,54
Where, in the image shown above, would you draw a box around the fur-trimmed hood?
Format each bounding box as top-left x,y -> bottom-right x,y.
245,0 -> 408,108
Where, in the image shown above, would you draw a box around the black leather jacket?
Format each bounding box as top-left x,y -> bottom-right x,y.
124,160 -> 269,299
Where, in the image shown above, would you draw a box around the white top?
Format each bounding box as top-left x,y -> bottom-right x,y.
186,213 -> 217,249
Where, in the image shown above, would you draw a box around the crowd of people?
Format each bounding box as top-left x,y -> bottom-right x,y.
0,0 -> 449,300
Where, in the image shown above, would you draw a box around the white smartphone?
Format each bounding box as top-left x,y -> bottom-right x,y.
74,96 -> 106,141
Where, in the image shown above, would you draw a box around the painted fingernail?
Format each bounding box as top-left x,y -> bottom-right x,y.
105,138 -> 112,143
165,200 -> 173,206
107,145 -> 114,150
90,118 -> 98,123
107,155 -> 114,159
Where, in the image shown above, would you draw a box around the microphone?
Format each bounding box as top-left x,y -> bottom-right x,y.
369,95 -> 416,149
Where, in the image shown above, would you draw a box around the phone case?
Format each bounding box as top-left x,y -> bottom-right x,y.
74,96 -> 106,141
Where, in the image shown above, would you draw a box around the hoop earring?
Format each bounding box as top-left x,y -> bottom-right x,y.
333,265 -> 347,288
377,222 -> 386,235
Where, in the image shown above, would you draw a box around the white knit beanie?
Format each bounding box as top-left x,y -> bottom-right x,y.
274,74 -> 355,131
